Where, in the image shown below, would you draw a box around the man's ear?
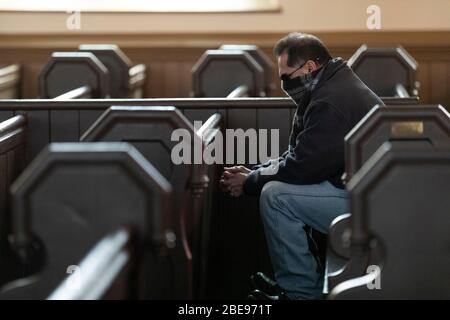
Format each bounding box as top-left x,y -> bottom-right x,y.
306,60 -> 318,73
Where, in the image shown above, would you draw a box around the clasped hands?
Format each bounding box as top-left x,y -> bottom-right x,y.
219,166 -> 251,198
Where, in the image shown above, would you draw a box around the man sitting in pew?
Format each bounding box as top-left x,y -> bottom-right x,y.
220,32 -> 383,300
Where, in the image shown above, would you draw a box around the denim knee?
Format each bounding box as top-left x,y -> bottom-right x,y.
259,181 -> 282,220
260,181 -> 284,213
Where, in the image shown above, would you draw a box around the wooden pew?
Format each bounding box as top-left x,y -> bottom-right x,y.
326,104 -> 450,294
219,45 -> 275,95
0,142 -> 172,299
191,50 -> 266,97
0,64 -> 21,99
345,104 -> 450,181
0,115 -> 27,283
47,227 -> 137,300
80,106 -> 222,298
39,52 -> 110,98
0,95 -> 420,299
348,45 -> 420,98
328,142 -> 450,299
79,44 -> 147,98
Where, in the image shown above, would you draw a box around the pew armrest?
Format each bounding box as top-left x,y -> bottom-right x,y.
412,80 -> 420,97
395,83 -> 410,98
0,115 -> 26,135
128,64 -> 147,90
47,227 -> 136,300
227,85 -> 249,98
0,64 -> 21,96
324,213 -> 351,294
0,115 -> 27,154
328,213 -> 352,260
327,265 -> 381,300
54,86 -> 92,100
190,113 -> 222,196
197,113 -> 222,146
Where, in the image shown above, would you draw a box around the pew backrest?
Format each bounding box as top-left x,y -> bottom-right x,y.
219,45 -> 275,94
79,106 -> 207,245
191,50 -> 265,97
344,104 -> 450,180
348,45 -> 419,97
78,44 -> 132,98
39,52 -> 110,98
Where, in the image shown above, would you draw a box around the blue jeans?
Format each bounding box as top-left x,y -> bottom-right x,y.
259,180 -> 349,300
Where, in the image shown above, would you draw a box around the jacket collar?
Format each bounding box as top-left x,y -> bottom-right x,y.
313,57 -> 346,91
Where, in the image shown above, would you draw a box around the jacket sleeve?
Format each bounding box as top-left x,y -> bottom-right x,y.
243,101 -> 349,196
250,155 -> 286,171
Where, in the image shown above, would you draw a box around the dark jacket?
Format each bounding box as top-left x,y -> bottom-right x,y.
243,58 -> 384,196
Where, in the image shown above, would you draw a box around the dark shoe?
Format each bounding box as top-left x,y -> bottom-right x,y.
251,272 -> 282,296
247,289 -> 289,300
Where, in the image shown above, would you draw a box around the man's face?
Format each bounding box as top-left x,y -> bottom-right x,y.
277,51 -> 317,82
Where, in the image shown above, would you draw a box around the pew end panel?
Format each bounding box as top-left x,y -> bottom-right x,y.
1,142 -> 172,299
329,143 -> 450,299
79,106 -> 207,298
39,52 -> 111,99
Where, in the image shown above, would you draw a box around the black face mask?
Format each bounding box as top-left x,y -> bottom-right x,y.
282,67 -> 324,107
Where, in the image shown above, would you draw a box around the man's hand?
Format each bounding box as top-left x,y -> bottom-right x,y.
220,166 -> 251,197
222,166 -> 251,175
